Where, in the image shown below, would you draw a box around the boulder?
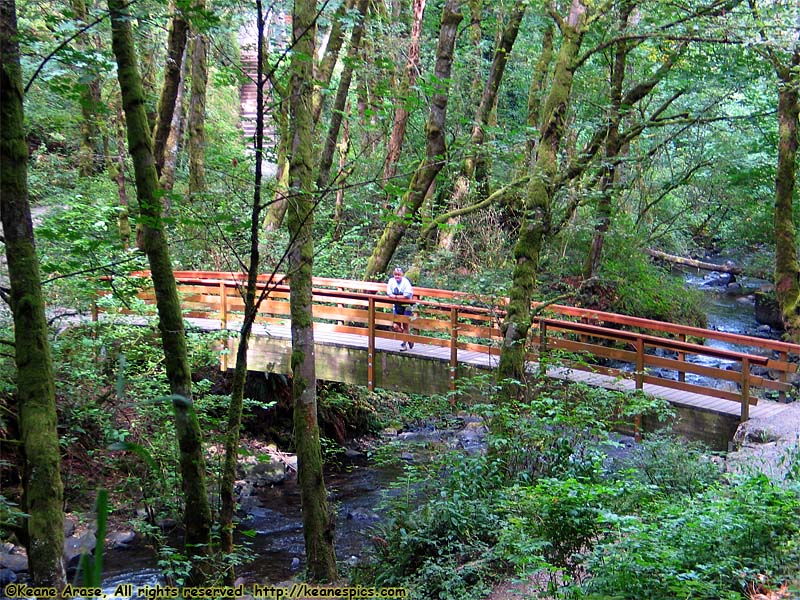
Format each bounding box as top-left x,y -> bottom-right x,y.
106,530 -> 136,549
0,568 -> 17,585
63,531 -> 96,570
754,289 -> 784,330
0,551 -> 27,573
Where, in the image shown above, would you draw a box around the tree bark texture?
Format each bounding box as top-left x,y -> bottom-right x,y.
774,65 -> 800,336
381,0 -> 426,184
313,0 -> 354,124
441,1 -> 526,250
0,0 -> 66,589
188,9 -> 208,197
288,0 -> 338,581
152,1 -> 188,178
364,0 -> 463,278
107,0 -> 212,578
220,0 -> 267,579
498,0 -> 588,389
316,0 -> 368,193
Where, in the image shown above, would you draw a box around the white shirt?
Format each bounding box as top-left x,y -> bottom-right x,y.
387,276 -> 413,298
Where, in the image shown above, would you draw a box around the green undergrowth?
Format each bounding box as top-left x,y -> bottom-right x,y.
351,375 -> 800,600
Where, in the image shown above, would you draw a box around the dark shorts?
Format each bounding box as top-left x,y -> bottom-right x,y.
393,304 -> 411,316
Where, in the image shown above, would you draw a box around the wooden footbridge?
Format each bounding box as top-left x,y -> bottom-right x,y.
97,271 -> 800,447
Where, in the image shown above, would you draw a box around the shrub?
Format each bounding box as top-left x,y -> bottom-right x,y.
569,475 -> 800,600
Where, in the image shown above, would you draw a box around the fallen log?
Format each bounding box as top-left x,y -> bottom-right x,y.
645,248 -> 742,274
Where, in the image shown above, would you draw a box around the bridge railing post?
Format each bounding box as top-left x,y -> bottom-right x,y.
219,282 -> 229,371
634,337 -> 645,441
538,320 -> 547,376
635,337 -> 644,390
368,296 -> 375,391
450,307 -> 458,398
219,282 -> 228,330
779,351 -> 788,403
741,356 -> 750,422
678,333 -> 686,383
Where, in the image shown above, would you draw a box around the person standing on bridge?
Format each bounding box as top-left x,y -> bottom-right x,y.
387,267 -> 414,350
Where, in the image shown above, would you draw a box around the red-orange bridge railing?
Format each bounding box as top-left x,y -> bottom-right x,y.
94,271 -> 800,422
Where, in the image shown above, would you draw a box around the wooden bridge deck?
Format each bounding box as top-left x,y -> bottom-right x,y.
97,271 -> 800,448
215,319 -> 792,423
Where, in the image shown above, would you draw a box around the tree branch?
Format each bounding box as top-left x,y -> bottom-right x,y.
420,176 -> 531,239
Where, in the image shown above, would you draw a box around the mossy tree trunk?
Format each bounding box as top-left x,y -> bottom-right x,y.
364,0 -> 462,279
219,0 -> 268,583
264,75 -> 290,232
584,1 -> 633,279
773,64 -> 800,337
107,0 -> 212,581
381,0 -> 426,184
439,1 -> 526,250
0,0 -> 66,589
747,1 -> 800,339
497,0 -> 589,391
152,1 -> 188,179
108,105 -> 131,249
523,24 -> 554,172
315,0 -> 368,193
312,0 -> 354,125
187,1 -> 208,198
72,0 -> 103,177
288,0 -> 338,581
159,48 -> 187,197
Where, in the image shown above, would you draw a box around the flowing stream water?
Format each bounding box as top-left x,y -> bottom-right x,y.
83,269 -> 779,591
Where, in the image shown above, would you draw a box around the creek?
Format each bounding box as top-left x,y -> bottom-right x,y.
81,270 -> 779,591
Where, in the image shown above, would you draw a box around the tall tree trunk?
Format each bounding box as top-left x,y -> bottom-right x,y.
0,0 -> 66,589
107,0 -> 212,580
73,0 -> 102,177
159,45 -> 187,196
774,63 -> 800,336
312,0 -> 354,124
497,0 -> 589,390
220,1 -> 268,582
584,2 -> 633,279
152,1 -> 188,178
263,91 -> 290,232
524,24 -> 554,171
187,8 -> 208,198
467,2 -> 526,193
364,0 -> 463,278
381,0 -> 426,184
288,0 -> 338,581
435,0 -> 480,252
108,105 -> 131,249
333,114 -> 351,241
316,0 -> 368,193
440,1 -> 526,250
